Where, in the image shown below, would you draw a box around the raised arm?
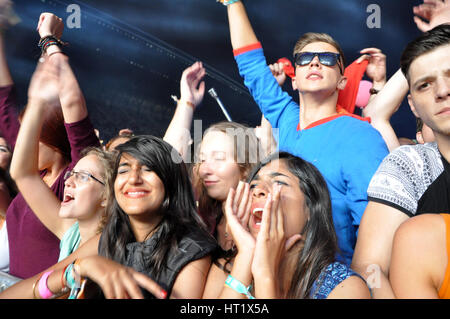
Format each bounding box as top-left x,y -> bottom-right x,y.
362,69 -> 409,151
37,13 -> 88,123
254,114 -> 278,157
163,61 -> 205,162
9,57 -> 73,239
224,1 -> 299,132
226,1 -> 259,50
0,1 -> 21,148
413,0 -> 450,32
0,0 -> 19,87
0,27 -> 12,87
357,48 -> 387,103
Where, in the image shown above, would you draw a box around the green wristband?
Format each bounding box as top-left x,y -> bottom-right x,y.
225,274 -> 255,299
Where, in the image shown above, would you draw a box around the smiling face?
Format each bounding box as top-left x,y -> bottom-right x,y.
248,159 -> 308,239
60,154 -> 106,220
114,153 -> 165,222
197,131 -> 242,202
293,41 -> 347,94
408,44 -> 450,139
0,137 -> 11,170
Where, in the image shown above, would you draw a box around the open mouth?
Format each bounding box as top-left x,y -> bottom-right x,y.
251,207 -> 264,228
62,193 -> 74,205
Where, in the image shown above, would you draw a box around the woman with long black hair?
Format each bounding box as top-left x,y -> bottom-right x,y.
0,135 -> 216,299
97,135 -> 217,298
219,152 -> 370,299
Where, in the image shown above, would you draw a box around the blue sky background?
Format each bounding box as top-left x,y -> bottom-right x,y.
8,0 -> 423,142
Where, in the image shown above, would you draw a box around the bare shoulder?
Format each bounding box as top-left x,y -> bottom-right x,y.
394,214 -> 445,246
392,214 -> 446,273
327,275 -> 371,299
171,255 -> 212,299
390,214 -> 447,296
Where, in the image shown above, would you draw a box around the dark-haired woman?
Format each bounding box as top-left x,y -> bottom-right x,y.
0,135 -> 216,299
95,135 -> 216,298
163,62 -> 264,298
219,152 -> 370,299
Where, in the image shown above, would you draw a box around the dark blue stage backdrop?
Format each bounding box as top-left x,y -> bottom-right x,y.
8,0 -> 422,142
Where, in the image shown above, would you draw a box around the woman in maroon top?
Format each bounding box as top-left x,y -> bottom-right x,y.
0,13 -> 99,279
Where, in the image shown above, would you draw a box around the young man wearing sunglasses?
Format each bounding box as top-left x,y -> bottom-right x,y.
223,0 -> 389,266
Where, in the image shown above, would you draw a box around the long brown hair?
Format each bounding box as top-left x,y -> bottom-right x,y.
193,121 -> 262,235
19,102 -> 71,163
79,146 -> 114,234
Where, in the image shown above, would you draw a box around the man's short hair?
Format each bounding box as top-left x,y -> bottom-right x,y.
400,24 -> 450,83
293,32 -> 346,68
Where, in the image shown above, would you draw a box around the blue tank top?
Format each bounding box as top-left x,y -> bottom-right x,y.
310,262 -> 365,299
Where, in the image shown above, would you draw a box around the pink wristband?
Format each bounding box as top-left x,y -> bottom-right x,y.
38,270 -> 55,299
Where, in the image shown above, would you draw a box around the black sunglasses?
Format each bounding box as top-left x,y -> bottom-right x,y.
294,52 -> 343,74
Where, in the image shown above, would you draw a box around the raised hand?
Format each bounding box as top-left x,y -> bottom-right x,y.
54,53 -> 88,122
268,62 -> 287,86
413,0 -> 450,32
37,12 -> 63,39
224,182 -> 255,254
27,56 -> 61,105
357,48 -> 386,88
0,0 -> 20,30
179,61 -> 206,108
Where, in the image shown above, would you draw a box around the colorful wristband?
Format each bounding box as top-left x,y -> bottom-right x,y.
38,270 -> 55,299
38,35 -> 65,55
224,274 -> 255,299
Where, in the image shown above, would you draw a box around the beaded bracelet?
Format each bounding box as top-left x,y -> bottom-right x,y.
224,274 -> 255,299
217,0 -> 241,6
38,35 -> 65,55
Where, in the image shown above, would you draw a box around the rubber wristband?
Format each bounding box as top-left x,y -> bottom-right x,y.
64,262 -> 76,289
38,270 -> 55,299
224,274 -> 255,299
61,263 -> 70,288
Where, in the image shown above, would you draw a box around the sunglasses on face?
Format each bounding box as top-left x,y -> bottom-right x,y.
64,170 -> 105,186
294,52 -> 343,74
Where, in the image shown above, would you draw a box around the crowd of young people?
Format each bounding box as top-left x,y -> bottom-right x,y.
0,0 -> 449,299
